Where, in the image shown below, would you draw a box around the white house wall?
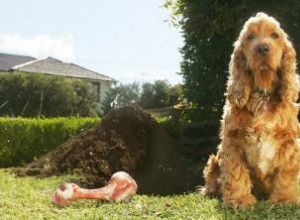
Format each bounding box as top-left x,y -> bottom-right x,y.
99,81 -> 112,103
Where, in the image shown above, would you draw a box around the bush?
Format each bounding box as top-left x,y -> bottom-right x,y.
102,81 -> 183,114
0,117 -> 99,167
0,72 -> 98,117
101,83 -> 140,114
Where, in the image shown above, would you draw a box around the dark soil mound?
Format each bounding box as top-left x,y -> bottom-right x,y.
17,106 -> 200,195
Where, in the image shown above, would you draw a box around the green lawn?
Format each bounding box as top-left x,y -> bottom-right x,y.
0,169 -> 300,220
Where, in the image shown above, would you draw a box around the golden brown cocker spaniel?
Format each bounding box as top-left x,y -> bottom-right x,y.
202,12 -> 300,207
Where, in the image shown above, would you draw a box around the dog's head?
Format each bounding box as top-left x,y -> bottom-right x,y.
233,12 -> 296,94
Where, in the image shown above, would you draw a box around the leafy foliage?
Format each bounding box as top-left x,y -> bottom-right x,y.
101,83 -> 140,114
0,72 -> 98,117
0,117 -> 99,167
102,81 -> 183,114
71,80 -> 98,116
140,80 -> 170,109
168,83 -> 184,106
165,0 -> 300,121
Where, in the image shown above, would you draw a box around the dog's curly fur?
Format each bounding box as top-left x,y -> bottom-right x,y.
202,12 -> 300,207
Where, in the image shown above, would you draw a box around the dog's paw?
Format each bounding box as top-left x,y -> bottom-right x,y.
223,194 -> 257,208
196,186 -> 214,196
195,185 -> 206,195
267,193 -> 299,204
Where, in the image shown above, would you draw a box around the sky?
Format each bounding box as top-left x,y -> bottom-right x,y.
0,0 -> 183,85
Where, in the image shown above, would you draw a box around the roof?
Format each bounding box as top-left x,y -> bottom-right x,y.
13,57 -> 115,82
0,53 -> 35,71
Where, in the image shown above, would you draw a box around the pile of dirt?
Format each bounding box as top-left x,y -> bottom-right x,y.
17,106 -> 200,195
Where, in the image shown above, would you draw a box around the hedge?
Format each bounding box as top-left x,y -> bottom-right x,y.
0,117 -> 100,167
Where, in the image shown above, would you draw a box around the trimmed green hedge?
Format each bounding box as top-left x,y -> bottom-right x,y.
0,117 -> 100,167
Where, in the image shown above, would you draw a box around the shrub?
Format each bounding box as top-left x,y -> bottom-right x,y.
0,117 -> 99,167
102,81 -> 183,114
101,83 -> 140,115
0,72 -> 98,117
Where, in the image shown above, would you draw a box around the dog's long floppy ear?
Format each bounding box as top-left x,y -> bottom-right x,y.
280,40 -> 300,103
226,42 -> 251,108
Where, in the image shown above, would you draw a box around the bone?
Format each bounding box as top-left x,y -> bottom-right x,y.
52,171 -> 138,205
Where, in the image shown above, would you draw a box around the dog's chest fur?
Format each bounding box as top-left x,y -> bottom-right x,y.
257,136 -> 276,174
245,133 -> 277,176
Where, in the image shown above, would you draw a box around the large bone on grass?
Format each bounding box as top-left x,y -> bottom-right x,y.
52,171 -> 138,205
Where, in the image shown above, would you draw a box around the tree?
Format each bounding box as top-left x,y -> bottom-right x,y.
165,0 -> 300,121
40,76 -> 77,116
102,80 -> 184,114
168,84 -> 183,106
0,72 -> 98,117
139,83 -> 154,109
101,83 -> 140,114
139,80 -> 171,109
71,80 -> 98,116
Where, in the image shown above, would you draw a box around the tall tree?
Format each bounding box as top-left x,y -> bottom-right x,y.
139,80 -> 172,109
0,72 -> 98,117
139,82 -> 155,109
101,83 -> 140,114
168,84 -> 183,106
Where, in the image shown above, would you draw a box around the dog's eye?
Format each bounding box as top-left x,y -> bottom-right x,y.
247,34 -> 255,41
271,32 -> 279,39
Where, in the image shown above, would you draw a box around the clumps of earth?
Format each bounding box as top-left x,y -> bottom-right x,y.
17,106 -> 201,195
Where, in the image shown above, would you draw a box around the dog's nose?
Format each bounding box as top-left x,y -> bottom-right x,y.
256,44 -> 269,55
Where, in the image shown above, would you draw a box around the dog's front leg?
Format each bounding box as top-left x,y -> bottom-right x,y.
268,140 -> 300,204
219,145 -> 256,208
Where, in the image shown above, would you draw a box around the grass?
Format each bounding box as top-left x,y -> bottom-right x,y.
0,169 -> 300,219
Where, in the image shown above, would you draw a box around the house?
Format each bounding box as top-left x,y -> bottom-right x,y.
0,53 -> 116,109
0,53 -> 35,71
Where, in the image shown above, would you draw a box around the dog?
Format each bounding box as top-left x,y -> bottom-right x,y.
201,12 -> 300,207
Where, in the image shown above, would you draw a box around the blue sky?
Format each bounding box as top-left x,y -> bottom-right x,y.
0,0 -> 183,84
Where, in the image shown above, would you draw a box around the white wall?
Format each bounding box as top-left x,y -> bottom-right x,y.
99,80 -> 113,103
90,80 -> 114,114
